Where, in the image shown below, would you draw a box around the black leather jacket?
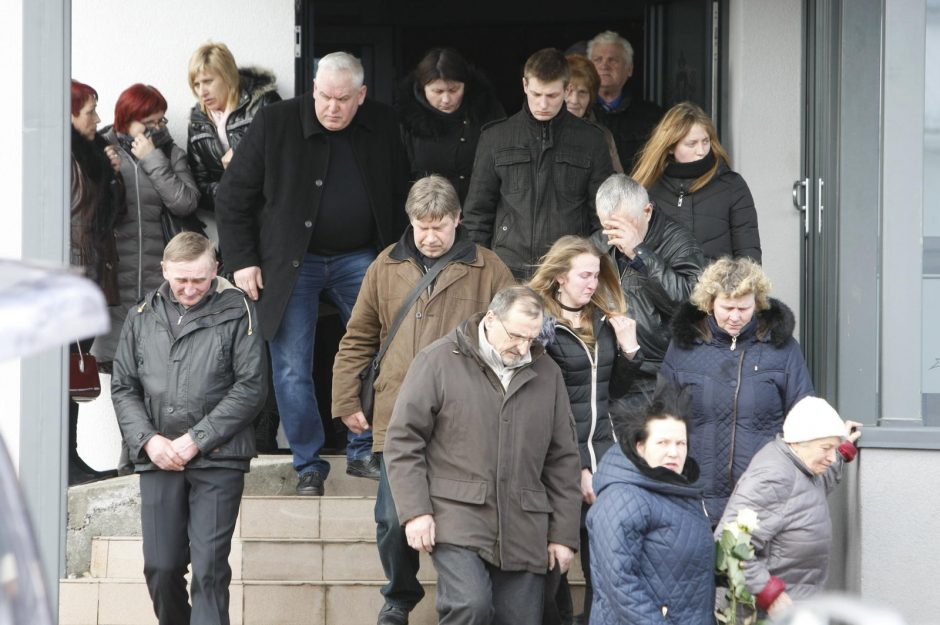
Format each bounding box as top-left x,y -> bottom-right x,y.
111,278 -> 267,472
598,209 -> 705,385
462,104 -> 614,279
187,67 -> 280,211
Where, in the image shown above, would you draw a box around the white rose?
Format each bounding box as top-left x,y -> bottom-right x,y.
736,508 -> 760,533
724,521 -> 742,540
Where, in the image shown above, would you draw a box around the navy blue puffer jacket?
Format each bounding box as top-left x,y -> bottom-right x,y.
587,444 -> 715,625
659,299 -> 814,520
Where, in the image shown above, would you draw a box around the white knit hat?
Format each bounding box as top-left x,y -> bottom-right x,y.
782,397 -> 846,443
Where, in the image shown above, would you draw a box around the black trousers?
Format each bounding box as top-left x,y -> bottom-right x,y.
139,468 -> 244,625
375,453 -> 424,609
432,544 -> 544,625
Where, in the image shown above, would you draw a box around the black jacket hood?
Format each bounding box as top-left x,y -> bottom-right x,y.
671,297 -> 797,350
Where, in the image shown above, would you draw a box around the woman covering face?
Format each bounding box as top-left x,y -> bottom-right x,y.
658,257 -> 815,522
587,394 -> 716,625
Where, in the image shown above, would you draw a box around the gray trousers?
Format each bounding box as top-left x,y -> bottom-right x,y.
431,544 -> 544,625
140,468 -> 244,625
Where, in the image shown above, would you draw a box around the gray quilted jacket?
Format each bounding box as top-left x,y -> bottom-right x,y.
716,436 -> 856,611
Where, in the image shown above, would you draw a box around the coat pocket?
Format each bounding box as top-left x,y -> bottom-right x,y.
429,476 -> 487,505
520,487 -> 553,513
553,152 -> 592,199
494,148 -> 531,195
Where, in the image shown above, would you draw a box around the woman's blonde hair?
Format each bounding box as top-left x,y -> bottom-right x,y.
188,42 -> 241,113
631,101 -> 731,193
529,236 -> 627,348
690,257 -> 772,314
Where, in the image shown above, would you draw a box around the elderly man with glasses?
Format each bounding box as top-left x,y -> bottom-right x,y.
384,285 -> 582,625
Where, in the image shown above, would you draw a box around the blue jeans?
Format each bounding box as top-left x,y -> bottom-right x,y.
269,249 -> 376,478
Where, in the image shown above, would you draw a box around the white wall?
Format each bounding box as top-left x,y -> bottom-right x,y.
856,449 -> 940,625
71,0 -> 295,153
726,0 -> 803,327
0,0 -> 25,469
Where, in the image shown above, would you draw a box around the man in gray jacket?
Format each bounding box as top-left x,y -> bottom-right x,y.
112,232 -> 266,625
385,286 -> 582,625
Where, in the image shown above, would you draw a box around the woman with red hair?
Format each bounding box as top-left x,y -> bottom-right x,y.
69,79 -> 123,484
95,84 -> 200,370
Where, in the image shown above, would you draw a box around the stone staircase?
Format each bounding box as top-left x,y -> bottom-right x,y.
60,455 -> 585,625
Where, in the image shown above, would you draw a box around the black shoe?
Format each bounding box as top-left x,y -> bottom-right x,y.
377,602 -> 410,625
346,454 -> 381,480
296,471 -> 325,496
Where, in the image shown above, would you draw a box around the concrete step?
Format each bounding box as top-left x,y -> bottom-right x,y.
61,578 -> 586,625
89,535 -> 587,584
237,495 -> 375,540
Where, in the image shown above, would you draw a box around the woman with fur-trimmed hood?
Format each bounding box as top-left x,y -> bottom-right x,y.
396,47 -> 505,203
658,257 -> 815,522
186,42 -> 280,212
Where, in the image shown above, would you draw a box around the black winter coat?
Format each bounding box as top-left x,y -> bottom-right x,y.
396,70 -> 505,202
659,299 -> 815,520
215,94 -> 410,340
596,94 -> 663,172
544,313 -> 641,471
598,209 -> 705,388
187,67 -> 280,212
462,105 -> 614,280
111,278 -> 267,473
649,159 -> 762,262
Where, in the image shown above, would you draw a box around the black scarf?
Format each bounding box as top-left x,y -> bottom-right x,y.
663,149 -> 716,179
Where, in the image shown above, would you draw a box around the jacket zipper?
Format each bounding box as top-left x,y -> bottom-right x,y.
130,156 -> 144,301
728,348 -> 746,487
677,188 -> 686,207
557,324 -> 600,471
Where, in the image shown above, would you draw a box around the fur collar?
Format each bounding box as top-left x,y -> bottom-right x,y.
238,66 -> 278,101
670,297 -> 796,349
396,67 -> 503,138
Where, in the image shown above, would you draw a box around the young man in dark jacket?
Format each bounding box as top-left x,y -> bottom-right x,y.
462,48 -> 614,280
111,232 -> 266,625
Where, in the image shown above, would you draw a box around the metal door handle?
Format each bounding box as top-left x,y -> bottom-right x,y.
792,178 -> 809,234
817,178 -> 824,234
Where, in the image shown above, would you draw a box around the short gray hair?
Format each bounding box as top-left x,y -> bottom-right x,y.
587,30 -> 634,66
596,174 -> 649,219
489,286 -> 542,319
315,51 -> 364,87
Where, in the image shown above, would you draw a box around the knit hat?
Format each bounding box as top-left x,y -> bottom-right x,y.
782,397 -> 846,443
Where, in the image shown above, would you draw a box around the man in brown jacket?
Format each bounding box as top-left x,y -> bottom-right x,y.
331,174 -> 515,625
384,286 -> 582,625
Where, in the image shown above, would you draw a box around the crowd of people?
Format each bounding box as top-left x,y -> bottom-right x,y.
68,29 -> 861,625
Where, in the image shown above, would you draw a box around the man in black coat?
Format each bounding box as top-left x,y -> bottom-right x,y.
216,51 -> 409,495
594,173 -> 704,417
587,31 -> 663,171
462,48 -> 614,280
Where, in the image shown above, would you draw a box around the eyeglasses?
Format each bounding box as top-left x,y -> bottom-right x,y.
495,316 -> 539,346
142,117 -> 168,129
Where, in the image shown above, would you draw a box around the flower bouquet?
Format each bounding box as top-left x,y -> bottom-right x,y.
715,508 -> 767,625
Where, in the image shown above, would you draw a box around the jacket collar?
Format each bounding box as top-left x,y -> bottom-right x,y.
301,91 -> 376,139
388,225 -> 478,266
670,298 -> 798,349
143,276 -> 255,337
454,312 -> 546,365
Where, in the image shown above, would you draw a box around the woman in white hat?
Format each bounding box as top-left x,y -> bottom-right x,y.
715,397 -> 862,620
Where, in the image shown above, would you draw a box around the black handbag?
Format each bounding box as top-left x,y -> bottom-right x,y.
358,245 -> 461,424
160,207 -> 208,244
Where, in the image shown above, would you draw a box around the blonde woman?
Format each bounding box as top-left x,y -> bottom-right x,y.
659,257 -> 813,522
632,101 -> 761,262
529,235 -> 641,624
186,42 -> 280,212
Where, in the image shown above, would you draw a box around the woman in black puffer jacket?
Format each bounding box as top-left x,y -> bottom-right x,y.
633,101 -> 761,263
397,47 -> 505,202
187,42 -> 280,214
529,236 -> 642,625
